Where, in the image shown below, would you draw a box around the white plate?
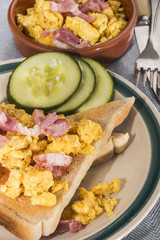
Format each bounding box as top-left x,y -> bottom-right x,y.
0,59 -> 159,240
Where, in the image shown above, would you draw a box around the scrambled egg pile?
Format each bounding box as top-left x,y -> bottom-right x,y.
0,103 -> 102,206
62,178 -> 121,224
17,0 -> 128,47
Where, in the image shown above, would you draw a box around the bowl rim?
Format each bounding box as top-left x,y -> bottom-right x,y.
8,0 -> 137,53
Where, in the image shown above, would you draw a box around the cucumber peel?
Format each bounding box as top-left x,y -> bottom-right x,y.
54,57 -> 96,114
77,58 -> 114,112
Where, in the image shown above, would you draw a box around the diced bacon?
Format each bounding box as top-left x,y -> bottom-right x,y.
53,28 -> 79,45
34,153 -> 72,176
95,0 -> 109,10
0,129 -> 6,136
0,110 -> 17,132
80,0 -> 101,13
41,29 -> 55,37
52,39 -> 71,49
75,12 -> 95,22
0,109 -> 40,136
52,28 -> 79,48
39,112 -> 58,129
32,109 -> 69,137
52,28 -> 91,49
50,0 -> 95,22
50,0 -> 76,13
0,109 -> 69,138
44,118 -> 69,137
56,220 -> 82,233
51,166 -> 69,176
15,123 -> 41,137
35,163 -> 69,176
79,40 -> 91,48
32,109 -> 45,124
0,135 -> 9,148
33,153 -> 72,167
79,0 -> 109,13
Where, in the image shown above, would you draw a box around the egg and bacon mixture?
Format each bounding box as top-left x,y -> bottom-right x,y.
16,0 -> 128,48
0,103 -> 121,227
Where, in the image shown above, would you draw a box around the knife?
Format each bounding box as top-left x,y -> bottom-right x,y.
134,0 -> 159,54
134,0 -> 150,53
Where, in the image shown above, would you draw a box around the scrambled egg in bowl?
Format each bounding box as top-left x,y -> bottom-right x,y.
16,0 -> 128,48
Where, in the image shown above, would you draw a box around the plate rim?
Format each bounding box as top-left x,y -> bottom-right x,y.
0,59 -> 159,240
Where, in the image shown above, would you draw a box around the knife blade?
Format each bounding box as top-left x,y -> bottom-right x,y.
134,0 -> 150,53
134,0 -> 159,54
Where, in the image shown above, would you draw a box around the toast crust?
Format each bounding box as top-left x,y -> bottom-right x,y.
0,97 -> 135,240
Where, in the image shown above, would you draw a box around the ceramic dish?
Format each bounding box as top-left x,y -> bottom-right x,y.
0,59 -> 159,240
8,0 -> 137,63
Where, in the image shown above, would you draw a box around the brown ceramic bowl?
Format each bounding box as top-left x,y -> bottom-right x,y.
8,0 -> 137,63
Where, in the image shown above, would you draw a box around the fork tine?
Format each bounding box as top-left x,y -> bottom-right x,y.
135,68 -> 141,86
152,70 -> 158,94
142,69 -> 148,87
149,70 -> 154,88
157,72 -> 160,100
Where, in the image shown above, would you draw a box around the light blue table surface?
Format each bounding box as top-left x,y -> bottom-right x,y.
0,1 -> 160,240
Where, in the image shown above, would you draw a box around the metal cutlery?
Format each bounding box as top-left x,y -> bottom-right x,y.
134,0 -> 160,101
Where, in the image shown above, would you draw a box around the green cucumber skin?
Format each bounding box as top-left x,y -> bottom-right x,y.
54,57 -> 96,115
77,57 -> 114,112
7,52 -> 82,114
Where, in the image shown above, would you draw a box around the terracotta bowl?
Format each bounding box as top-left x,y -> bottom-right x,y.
8,0 -> 137,63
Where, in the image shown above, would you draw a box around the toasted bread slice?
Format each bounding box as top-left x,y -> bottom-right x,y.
0,97 -> 135,240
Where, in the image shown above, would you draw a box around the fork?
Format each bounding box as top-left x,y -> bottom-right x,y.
135,0 -> 160,101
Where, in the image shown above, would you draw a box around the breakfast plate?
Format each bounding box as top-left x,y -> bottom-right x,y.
0,59 -> 159,240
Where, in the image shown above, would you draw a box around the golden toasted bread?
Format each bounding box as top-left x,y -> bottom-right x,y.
0,97 -> 135,240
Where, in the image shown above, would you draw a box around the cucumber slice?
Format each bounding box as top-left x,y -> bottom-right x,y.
7,52 -> 81,112
77,58 -> 114,112
54,57 -> 96,114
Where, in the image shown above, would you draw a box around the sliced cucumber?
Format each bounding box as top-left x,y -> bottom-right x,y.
77,58 -> 114,112
7,52 -> 81,112
54,57 -> 96,114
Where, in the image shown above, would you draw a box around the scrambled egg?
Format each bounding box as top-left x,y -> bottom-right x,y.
16,0 -> 128,47
62,178 -> 121,225
0,103 -> 102,206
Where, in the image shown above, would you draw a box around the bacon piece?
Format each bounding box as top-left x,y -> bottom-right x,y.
0,109 -> 41,136
0,109 -> 69,138
53,28 -> 79,45
79,0 -> 109,13
41,29 -> 55,37
32,109 -> 69,137
79,40 -> 91,48
32,109 -> 45,124
50,0 -> 76,13
52,28 -> 91,49
56,220 -> 82,233
34,153 -> 72,176
80,0 -> 101,13
75,12 -> 95,22
95,0 -> 109,10
0,110 -> 17,132
51,166 -> 69,176
44,118 -> 69,137
0,129 -> 6,136
15,123 -> 41,137
32,109 -> 58,128
33,153 -> 72,167
52,28 -> 79,49
35,163 -> 69,176
0,135 -> 9,148
50,0 -> 95,22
